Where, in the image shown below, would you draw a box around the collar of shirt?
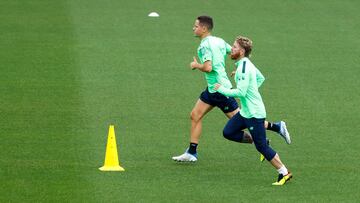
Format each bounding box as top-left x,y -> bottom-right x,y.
235,57 -> 248,67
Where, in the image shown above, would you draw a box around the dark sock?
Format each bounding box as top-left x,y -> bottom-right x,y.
267,122 -> 280,133
188,143 -> 198,155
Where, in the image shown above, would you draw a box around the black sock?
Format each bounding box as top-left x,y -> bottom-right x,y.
267,122 -> 280,133
188,143 -> 198,155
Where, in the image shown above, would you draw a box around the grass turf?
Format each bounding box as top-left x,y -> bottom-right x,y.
1,0 -> 360,202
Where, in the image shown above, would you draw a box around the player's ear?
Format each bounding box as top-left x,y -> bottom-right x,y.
201,25 -> 208,33
239,47 -> 245,56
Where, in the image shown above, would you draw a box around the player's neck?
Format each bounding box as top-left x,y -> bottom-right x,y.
235,56 -> 245,62
200,32 -> 211,40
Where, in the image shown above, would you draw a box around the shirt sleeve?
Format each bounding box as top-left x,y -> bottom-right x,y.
217,68 -> 251,98
256,68 -> 265,87
199,46 -> 212,64
217,85 -> 241,98
225,42 -> 232,54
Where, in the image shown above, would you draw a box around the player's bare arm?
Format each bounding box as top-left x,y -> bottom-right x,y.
190,57 -> 212,72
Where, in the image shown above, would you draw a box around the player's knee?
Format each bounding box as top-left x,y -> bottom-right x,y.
254,142 -> 275,160
222,127 -> 238,140
222,128 -> 232,140
190,110 -> 201,122
254,142 -> 268,154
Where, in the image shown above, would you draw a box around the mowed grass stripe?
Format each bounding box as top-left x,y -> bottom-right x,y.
0,1 -> 93,201
1,0 -> 360,202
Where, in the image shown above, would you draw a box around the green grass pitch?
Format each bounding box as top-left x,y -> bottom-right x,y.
1,0 -> 360,202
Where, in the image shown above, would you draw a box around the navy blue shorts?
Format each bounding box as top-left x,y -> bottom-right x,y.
199,87 -> 238,113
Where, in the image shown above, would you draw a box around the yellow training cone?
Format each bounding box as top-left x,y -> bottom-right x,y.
99,125 -> 125,171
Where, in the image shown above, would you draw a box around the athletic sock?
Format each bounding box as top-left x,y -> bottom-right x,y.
277,165 -> 289,176
188,143 -> 198,155
267,122 -> 281,133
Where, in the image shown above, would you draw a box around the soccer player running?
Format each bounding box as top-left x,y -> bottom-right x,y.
172,15 -> 291,162
214,35 -> 292,185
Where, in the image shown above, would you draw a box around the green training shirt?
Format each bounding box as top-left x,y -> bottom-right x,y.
197,36 -> 232,93
216,57 -> 266,119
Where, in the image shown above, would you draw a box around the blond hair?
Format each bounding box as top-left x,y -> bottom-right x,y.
236,36 -> 253,57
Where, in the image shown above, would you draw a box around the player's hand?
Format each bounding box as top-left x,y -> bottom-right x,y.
230,70 -> 236,77
190,57 -> 198,70
214,83 -> 221,91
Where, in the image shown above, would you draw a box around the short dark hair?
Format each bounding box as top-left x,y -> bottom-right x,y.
197,15 -> 213,30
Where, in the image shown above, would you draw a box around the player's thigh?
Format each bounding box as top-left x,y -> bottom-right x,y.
247,118 -> 267,145
224,112 -> 247,134
190,99 -> 214,121
224,108 -> 240,119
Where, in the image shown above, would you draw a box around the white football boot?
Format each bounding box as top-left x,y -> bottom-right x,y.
278,121 -> 291,144
172,149 -> 197,162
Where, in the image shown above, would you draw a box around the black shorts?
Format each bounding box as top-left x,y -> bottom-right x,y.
199,87 -> 238,113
